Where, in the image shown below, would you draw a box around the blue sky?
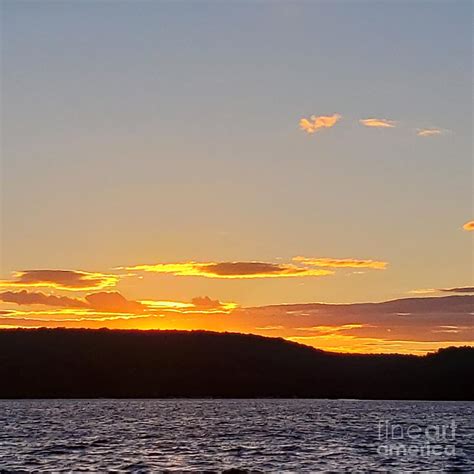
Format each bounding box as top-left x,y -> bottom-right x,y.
1,1 -> 472,306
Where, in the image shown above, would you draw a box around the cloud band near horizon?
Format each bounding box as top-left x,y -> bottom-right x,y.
1,294 -> 472,355
0,290 -> 236,314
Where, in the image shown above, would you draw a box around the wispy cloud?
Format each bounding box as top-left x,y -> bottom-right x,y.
293,256 -> 388,270
416,127 -> 444,137
255,325 -> 285,331
359,118 -> 396,128
409,287 -> 474,295
122,261 -> 333,279
294,323 -> 367,334
439,287 -> 474,294
0,270 -> 119,291
140,296 -> 237,314
408,288 -> 438,295
299,114 -> 341,134
462,220 -> 474,231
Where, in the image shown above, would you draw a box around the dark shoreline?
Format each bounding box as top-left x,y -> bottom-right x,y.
1,328 -> 472,400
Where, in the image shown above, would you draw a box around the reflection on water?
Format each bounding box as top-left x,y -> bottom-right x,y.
0,399 -> 472,471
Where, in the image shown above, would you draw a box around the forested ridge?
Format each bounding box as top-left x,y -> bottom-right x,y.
0,328 -> 472,400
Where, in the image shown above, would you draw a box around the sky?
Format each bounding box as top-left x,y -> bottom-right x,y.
0,1 -> 472,353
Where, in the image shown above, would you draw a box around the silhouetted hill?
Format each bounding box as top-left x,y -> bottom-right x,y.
0,329 -> 472,399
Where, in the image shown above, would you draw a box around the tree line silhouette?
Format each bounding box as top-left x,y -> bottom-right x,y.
0,328 -> 472,399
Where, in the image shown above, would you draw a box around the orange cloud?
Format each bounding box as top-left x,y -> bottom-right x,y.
122,261 -> 333,279
0,292 -> 239,324
192,296 -> 222,308
293,256 -> 388,270
0,270 -> 119,291
1,295 -> 472,355
0,290 -> 87,308
0,289 -> 237,315
122,256 -> 388,279
294,323 -> 367,334
140,297 -> 237,314
359,118 -> 396,128
139,300 -> 195,310
462,220 -> 474,231
85,292 -> 145,314
299,114 -> 341,134
191,296 -> 237,311
0,308 -> 149,323
0,290 -> 145,314
416,128 -> 443,137
286,334 -> 474,355
410,286 -> 474,295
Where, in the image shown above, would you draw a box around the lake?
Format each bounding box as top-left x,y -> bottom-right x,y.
0,399 -> 472,471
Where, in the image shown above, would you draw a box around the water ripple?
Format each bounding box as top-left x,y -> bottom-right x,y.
0,399 -> 472,472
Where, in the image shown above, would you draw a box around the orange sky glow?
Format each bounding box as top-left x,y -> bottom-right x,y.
0,264 -> 472,355
2,2 -> 472,356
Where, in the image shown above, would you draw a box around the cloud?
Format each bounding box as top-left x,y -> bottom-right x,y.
439,287 -> 474,294
85,292 -> 145,314
139,300 -> 195,311
255,325 -> 285,330
294,324 -> 367,334
239,295 -> 474,353
409,286 -> 474,296
0,290 -> 87,308
416,128 -> 443,137
408,288 -> 437,295
0,290 -> 145,314
189,296 -> 237,313
192,296 -> 221,308
122,261 -> 334,279
0,270 -> 119,291
299,114 -> 341,134
293,256 -> 388,270
122,256 -> 389,279
191,296 -> 234,310
0,309 -> 150,324
462,220 -> 474,231
2,295 -> 472,354
359,118 -> 396,128
139,296 -> 237,314
0,289 -> 237,315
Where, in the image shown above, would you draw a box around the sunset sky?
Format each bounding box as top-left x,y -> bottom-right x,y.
1,1 -> 472,353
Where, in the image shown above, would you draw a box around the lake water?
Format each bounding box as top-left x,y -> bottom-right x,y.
0,399 -> 472,472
